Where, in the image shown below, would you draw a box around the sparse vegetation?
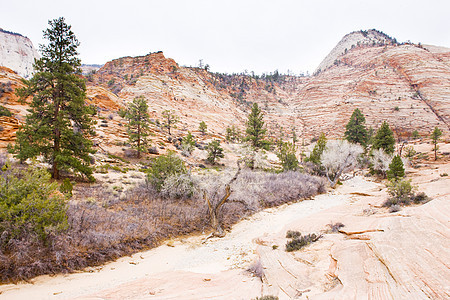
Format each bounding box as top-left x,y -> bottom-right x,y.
0,105 -> 12,117
147,151 -> 187,192
198,121 -> 207,135
161,110 -> 179,135
430,127 -> 442,160
285,231 -> 321,252
206,139 -> 224,164
277,141 -> 299,171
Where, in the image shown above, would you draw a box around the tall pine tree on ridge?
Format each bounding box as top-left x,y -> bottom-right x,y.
13,17 -> 96,181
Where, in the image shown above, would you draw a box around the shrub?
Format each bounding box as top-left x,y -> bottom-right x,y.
0,105 -> 12,117
160,173 -> 196,200
411,130 -> 420,139
277,141 -> 299,171
0,166 -> 68,245
181,131 -> 196,156
383,179 -> 421,207
254,296 -> 279,300
206,139 -> 224,164
285,232 -> 320,252
388,204 -> 401,213
286,230 -> 301,239
403,145 -> 416,158
321,140 -> 364,187
369,148 -> 392,177
148,151 -> 187,191
59,178 -> 73,197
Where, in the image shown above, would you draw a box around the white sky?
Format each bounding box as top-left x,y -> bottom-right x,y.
3,0 -> 450,75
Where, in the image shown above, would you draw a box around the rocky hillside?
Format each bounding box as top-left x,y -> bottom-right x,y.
315,29 -> 398,75
0,29 -> 39,79
1,29 -> 449,150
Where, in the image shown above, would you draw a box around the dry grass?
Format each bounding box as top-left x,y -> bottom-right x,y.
0,169 -> 325,283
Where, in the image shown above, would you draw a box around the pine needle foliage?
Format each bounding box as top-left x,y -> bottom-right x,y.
372,121 -> 395,155
124,96 -> 150,158
244,103 -> 270,150
344,108 -> 368,147
13,17 -> 95,180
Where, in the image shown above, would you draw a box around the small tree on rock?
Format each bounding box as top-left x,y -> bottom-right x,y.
124,96 -> 150,158
344,108 -> 368,147
206,139 -> 224,164
181,131 -> 196,156
199,121 -> 207,135
226,125 -> 241,142
372,121 -> 395,155
387,155 -> 405,181
430,127 -> 442,161
161,110 -> 179,135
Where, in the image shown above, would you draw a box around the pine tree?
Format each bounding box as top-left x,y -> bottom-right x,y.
199,121 -> 207,135
181,131 -> 196,156
387,155 -> 405,180
430,127 -> 442,160
206,139 -> 224,164
305,133 -> 327,165
344,108 -> 368,147
277,141 -> 299,171
244,103 -> 269,149
161,110 -> 179,135
372,121 -> 395,155
226,125 -> 240,142
124,96 -> 150,158
13,18 -> 95,181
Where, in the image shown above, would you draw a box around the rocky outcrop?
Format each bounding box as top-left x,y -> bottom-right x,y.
315,29 -> 398,75
0,29 -> 39,79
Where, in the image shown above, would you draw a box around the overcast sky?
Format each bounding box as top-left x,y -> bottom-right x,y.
3,0 -> 450,75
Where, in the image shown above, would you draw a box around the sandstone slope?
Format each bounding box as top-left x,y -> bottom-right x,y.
0,29 -> 39,79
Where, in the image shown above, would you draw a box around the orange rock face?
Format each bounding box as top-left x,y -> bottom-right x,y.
1,35 -> 450,150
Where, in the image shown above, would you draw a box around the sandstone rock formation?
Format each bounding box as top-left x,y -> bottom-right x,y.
0,29 -> 39,79
1,29 -> 449,151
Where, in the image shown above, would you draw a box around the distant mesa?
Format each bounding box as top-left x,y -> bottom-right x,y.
0,28 -> 39,79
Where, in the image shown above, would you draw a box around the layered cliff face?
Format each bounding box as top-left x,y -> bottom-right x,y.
0,29 -> 39,79
87,37 -> 449,141
1,30 -> 449,149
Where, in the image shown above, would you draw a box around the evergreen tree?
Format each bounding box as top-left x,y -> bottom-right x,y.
387,155 -> 405,181
411,130 -> 420,139
181,131 -> 196,155
430,127 -> 442,160
305,133 -> 327,165
277,141 -> 299,171
13,18 -> 95,180
198,121 -> 207,135
206,139 -> 224,164
344,108 -> 368,147
244,103 -> 269,149
372,121 -> 395,155
226,125 -> 240,142
161,110 -> 179,135
124,96 -> 150,158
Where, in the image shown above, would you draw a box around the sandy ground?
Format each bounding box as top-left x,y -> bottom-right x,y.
1,150 -> 448,299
